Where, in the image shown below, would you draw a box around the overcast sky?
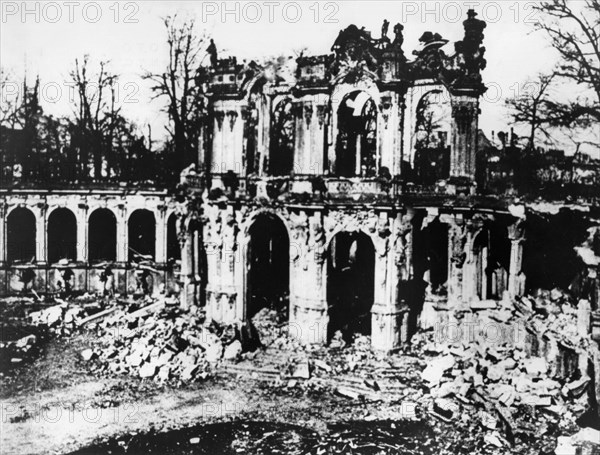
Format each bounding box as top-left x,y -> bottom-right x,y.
1,1 -> 595,156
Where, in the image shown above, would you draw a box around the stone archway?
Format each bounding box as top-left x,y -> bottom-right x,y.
413,90 -> 451,184
415,217 -> 449,296
167,213 -> 181,262
269,98 -> 295,176
473,224 -> 510,300
246,213 -> 290,319
335,91 -> 378,177
472,229 -> 489,300
326,231 -> 375,342
48,208 -> 77,264
7,207 -> 36,263
88,208 -> 117,263
128,209 -> 156,261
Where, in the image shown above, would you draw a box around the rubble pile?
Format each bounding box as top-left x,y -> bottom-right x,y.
29,301 -> 88,336
252,307 -> 302,351
0,333 -> 40,370
416,289 -> 599,454
84,304 -> 249,383
1,297 -> 90,371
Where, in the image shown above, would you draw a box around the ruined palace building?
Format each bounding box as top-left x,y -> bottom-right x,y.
2,11 -> 598,351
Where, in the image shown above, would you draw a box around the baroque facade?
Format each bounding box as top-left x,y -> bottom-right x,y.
180,10 -> 532,351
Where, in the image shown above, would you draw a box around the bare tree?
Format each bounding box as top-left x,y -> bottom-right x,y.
143,15 -> 209,172
0,68 -> 19,127
533,0 -> 600,125
69,56 -> 121,179
506,73 -> 556,151
0,70 -> 41,131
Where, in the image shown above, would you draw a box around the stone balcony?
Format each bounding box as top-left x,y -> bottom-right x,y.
186,172 -> 482,206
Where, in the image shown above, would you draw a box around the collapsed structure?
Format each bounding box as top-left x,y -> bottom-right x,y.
1,11 -> 599,357
176,11 -> 544,350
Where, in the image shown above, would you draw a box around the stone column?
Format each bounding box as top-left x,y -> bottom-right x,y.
313,102 -> 328,175
116,205 -> 128,263
204,206 -> 240,323
443,214 -> 467,307
35,205 -> 47,264
378,92 -> 403,176
114,205 -> 128,294
288,210 -> 328,344
179,225 -> 195,309
0,203 -> 6,266
508,222 -> 525,299
371,212 -> 412,352
450,95 -> 479,182
76,204 -> 88,263
292,102 -> 306,174
259,96 -> 272,175
202,205 -> 224,321
461,223 -> 480,303
155,208 -> 167,264
508,239 -> 524,298
223,206 -> 242,322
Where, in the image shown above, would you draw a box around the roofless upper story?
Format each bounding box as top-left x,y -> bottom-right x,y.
197,9 -> 488,200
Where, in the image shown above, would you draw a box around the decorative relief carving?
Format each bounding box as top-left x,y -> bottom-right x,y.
309,216 -> 326,265
393,215 -> 413,280
291,102 -> 303,119
226,110 -> 238,131
380,96 -> 392,128
449,221 -> 468,269
316,105 -> 327,128
289,211 -> 309,268
215,111 -> 225,130
304,104 -> 314,126
451,101 -> 477,135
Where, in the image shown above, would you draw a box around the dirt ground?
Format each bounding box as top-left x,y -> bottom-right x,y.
0,331 -> 426,454
0,298 -> 592,455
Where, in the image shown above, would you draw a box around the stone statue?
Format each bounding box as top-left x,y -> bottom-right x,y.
207,38 -> 218,67
393,23 -> 404,48
381,19 -> 390,40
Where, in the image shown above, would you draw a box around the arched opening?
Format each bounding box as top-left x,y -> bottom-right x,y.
128,210 -> 156,261
7,208 -> 36,263
335,91 -> 378,177
413,90 -> 451,184
488,224 -> 510,299
523,211 -> 590,293
415,218 -> 449,296
473,225 -> 510,300
88,209 -> 117,263
246,213 -> 289,319
48,208 -> 77,264
167,213 -> 181,262
269,99 -> 295,176
243,81 -> 267,176
327,231 -> 375,342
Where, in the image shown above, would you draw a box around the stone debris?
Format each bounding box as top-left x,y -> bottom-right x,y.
0,333 -> 40,370
80,348 -> 95,361
412,288 -> 599,454
335,386 -> 362,400
29,300 -> 94,335
223,340 -> 242,360
81,300 -> 264,384
291,360 -> 311,379
4,285 -> 596,454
